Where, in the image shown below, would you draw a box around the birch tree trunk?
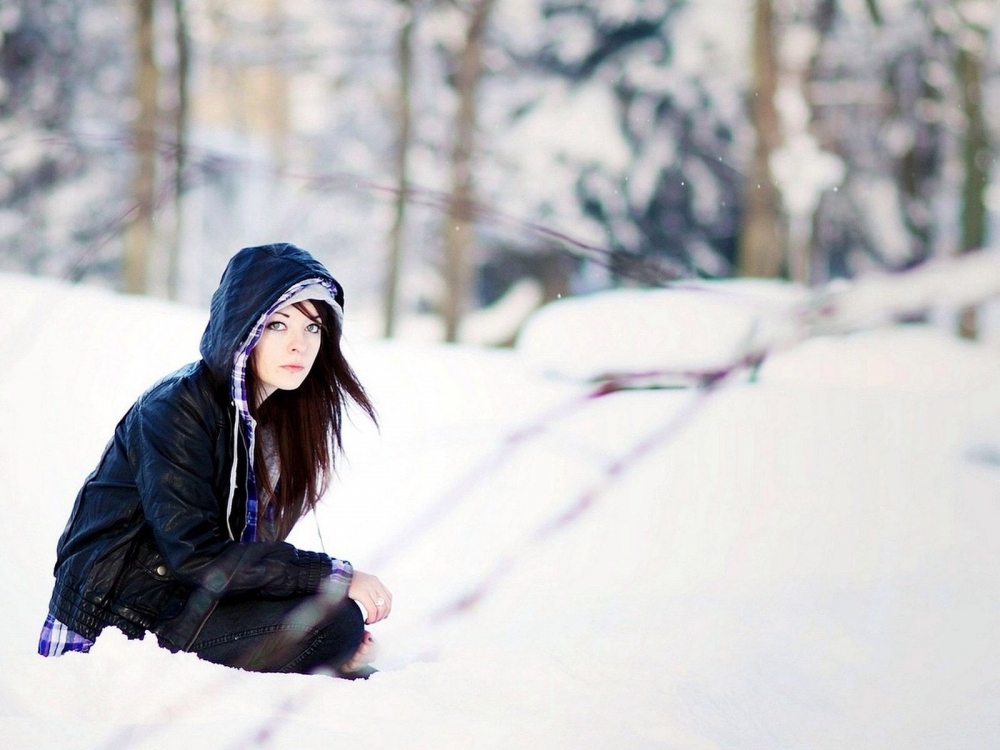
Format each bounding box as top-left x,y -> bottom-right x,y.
957,39 -> 988,340
442,0 -> 496,343
167,0 -> 190,301
383,0 -> 415,339
738,0 -> 785,279
123,0 -> 159,295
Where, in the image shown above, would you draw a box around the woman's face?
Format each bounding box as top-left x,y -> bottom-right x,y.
252,301 -> 323,402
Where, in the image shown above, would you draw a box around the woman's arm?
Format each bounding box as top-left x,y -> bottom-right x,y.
126,380 -> 352,601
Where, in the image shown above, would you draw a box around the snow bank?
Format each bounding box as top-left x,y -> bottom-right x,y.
759,325 -> 1000,391
3,271 -> 1000,749
516,280 -> 806,382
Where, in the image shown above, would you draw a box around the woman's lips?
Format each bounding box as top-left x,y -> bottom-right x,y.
281,364 -> 304,372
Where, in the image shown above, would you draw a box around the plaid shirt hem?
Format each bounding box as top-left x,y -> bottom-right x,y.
38,614 -> 94,657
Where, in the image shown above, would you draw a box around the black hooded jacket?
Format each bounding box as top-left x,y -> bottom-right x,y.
47,243 -> 352,651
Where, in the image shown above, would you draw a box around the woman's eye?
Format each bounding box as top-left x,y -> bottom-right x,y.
266,321 -> 286,331
306,323 -> 321,334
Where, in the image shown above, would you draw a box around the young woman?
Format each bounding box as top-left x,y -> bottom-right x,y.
39,243 -> 390,677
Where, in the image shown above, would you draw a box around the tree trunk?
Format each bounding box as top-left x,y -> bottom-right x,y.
864,0 -> 883,25
442,0 -> 496,343
123,0 -> 159,295
738,0 -> 784,279
168,0 -> 190,301
957,41 -> 988,340
383,0 -> 415,339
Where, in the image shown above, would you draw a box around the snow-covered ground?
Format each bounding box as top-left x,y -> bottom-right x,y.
2,271 -> 1000,749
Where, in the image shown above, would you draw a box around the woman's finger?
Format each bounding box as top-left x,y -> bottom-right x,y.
371,591 -> 390,622
349,575 -> 391,623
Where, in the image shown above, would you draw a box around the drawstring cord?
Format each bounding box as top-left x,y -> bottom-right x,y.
225,403 -> 240,541
313,509 -> 327,554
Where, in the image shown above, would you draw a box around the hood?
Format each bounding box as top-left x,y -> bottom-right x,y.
199,243 -> 344,382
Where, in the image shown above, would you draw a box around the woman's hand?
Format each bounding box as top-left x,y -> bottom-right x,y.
348,570 -> 392,624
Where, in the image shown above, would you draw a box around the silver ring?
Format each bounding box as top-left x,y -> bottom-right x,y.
376,597 -> 385,607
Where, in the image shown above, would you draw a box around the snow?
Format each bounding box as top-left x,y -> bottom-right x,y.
809,247 -> 1000,334
516,281 -> 807,382
507,83 -> 633,175
3,271 -> 1000,748
771,130 -> 845,217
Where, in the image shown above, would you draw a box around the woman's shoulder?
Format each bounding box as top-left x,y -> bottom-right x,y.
135,361 -> 229,423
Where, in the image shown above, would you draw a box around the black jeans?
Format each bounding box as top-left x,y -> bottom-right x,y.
186,593 -> 365,675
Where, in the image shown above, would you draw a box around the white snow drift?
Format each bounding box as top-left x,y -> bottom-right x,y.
2,272 -> 999,750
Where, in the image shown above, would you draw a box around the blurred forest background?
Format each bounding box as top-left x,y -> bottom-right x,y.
0,0 -> 997,342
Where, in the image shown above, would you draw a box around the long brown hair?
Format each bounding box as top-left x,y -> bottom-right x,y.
246,300 -> 376,541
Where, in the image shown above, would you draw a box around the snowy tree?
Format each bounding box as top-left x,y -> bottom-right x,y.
122,0 -> 159,295
440,0 -> 499,341
950,0 -> 995,338
808,0 -> 999,284
492,0 -> 748,286
382,0 -> 417,338
5,0 -> 996,334
0,0 -> 132,283
740,0 -> 785,280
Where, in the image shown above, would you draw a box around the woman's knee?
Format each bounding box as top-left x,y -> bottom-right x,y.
322,599 -> 365,650
294,599 -> 364,674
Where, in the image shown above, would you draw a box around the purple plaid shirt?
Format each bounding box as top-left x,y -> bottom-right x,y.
38,614 -> 93,656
